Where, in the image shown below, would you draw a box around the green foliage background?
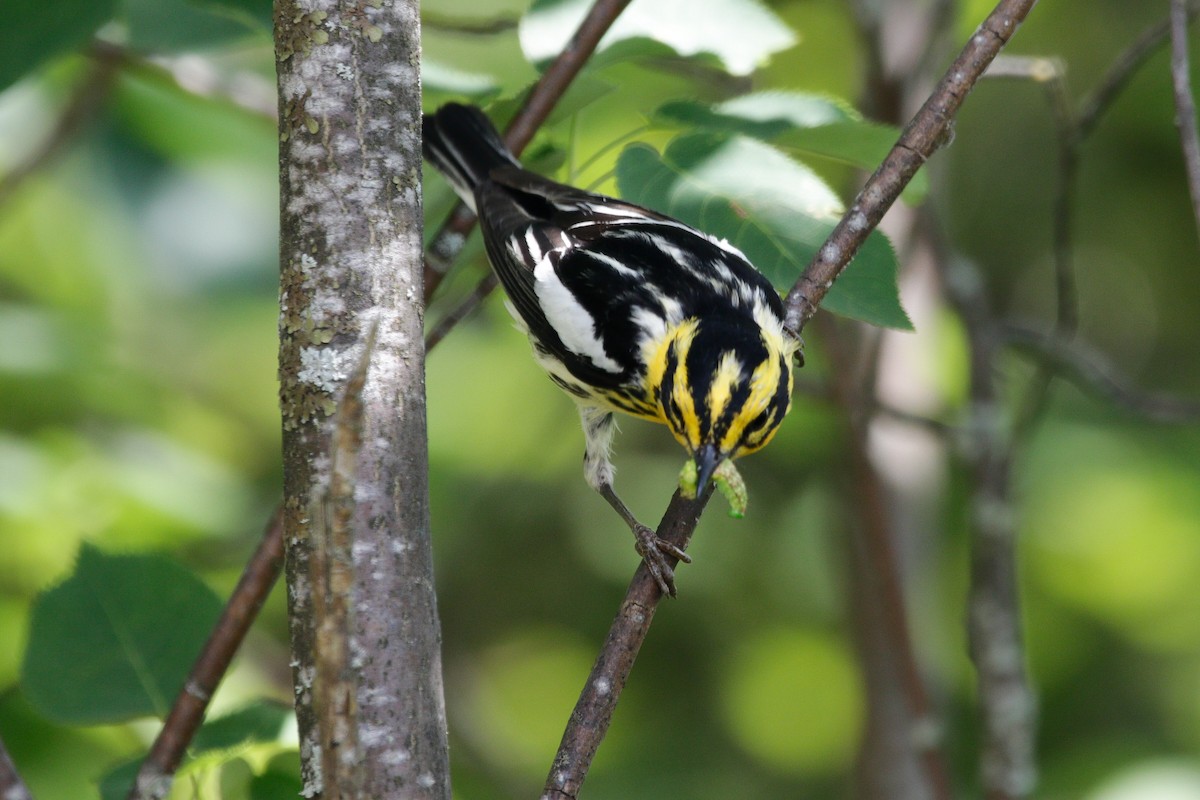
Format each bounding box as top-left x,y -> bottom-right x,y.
2,0 -> 1200,797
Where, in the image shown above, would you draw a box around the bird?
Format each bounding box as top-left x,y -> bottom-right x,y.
422,103 -> 800,596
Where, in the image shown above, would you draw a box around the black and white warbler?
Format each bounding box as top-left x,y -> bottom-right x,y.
423,103 -> 801,595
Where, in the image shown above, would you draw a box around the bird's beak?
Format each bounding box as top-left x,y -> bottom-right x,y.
694,443 -> 721,496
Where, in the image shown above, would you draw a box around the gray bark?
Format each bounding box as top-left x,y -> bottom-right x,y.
275,0 -> 450,797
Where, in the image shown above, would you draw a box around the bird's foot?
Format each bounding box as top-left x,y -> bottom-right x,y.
632,524 -> 692,598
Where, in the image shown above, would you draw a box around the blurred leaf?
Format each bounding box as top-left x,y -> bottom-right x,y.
0,0 -> 116,93
656,93 -> 929,201
657,92 -> 857,137
423,59 -> 501,101
520,0 -> 795,76
193,701 -> 292,753
21,543 -> 223,724
466,628 -> 596,778
97,758 -> 140,800
719,628 -> 863,773
250,752 -> 303,800
126,0 -> 269,51
113,67 -> 276,165
615,134 -> 912,329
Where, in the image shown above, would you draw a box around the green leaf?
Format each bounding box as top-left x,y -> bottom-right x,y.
250,754 -> 303,800
112,68 -> 276,166
656,93 -> 929,202
616,134 -> 912,330
423,60 -> 501,101
125,0 -> 269,51
519,0 -> 795,76
193,702 -> 292,753
657,92 -> 858,138
21,543 -> 223,724
0,0 -> 118,93
97,758 -> 141,800
96,703 -> 291,799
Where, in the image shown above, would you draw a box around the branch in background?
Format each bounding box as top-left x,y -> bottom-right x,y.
984,7 -> 1199,434
540,489 -> 712,800
1077,2 -> 1200,138
783,0 -> 1038,334
0,735 -> 33,800
0,44 -> 122,209
425,273 -> 497,352
128,510 -> 286,800
940,252 -> 1036,800
818,318 -> 953,800
540,1 -> 1039,797
1000,324 -> 1200,424
422,0 -> 635,305
1170,0 -> 1200,241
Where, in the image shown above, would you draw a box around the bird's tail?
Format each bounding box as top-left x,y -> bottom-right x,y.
422,103 -> 520,212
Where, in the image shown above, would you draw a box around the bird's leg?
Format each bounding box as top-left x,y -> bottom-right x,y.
579,406 -> 691,597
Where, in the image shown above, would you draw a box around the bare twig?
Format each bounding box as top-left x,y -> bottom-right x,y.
1077,3 -> 1200,138
0,735 -> 33,800
1170,0 -> 1200,240
782,0 -> 1040,334
424,273 -> 498,352
128,509 -> 286,800
985,8 -> 1200,435
0,45 -> 122,209
541,2 -> 1039,797
421,0 -> 635,303
1001,323 -> 1200,424
541,489 -> 712,800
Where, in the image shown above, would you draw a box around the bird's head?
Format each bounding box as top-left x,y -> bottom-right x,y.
650,313 -> 798,494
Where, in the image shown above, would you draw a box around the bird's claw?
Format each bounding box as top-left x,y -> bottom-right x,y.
632,524 -> 691,597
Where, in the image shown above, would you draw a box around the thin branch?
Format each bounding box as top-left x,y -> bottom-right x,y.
1077,3 -> 1200,138
984,8 -> 1200,435
1000,323 -> 1200,424
540,2 -> 1039,797
872,401 -> 955,437
421,0 -> 635,303
1170,0 -> 1200,240
783,0 -> 1041,335
424,273 -> 497,352
540,489 -> 712,800
128,509 -> 286,800
0,735 -> 33,800
0,45 -> 122,209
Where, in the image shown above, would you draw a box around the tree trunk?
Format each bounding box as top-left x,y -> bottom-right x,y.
274,0 -> 450,796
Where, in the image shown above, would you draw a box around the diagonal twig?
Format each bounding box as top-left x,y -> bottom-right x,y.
541,489 -> 712,800
1000,323 -> 1200,424
541,2 -> 1040,797
128,509 -> 286,800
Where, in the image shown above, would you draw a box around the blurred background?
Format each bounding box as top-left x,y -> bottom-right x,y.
3,0 -> 1200,797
